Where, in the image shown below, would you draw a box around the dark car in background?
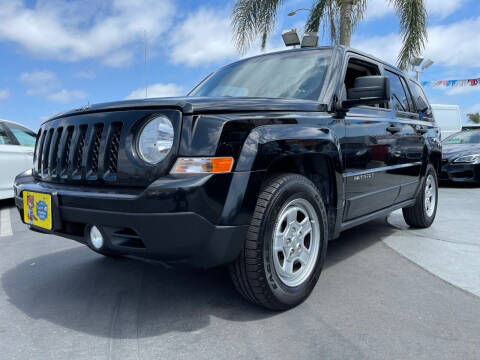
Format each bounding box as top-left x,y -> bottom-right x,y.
441,130 -> 480,183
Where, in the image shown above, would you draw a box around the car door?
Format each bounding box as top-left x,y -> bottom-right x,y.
0,122 -> 34,199
383,69 -> 424,203
341,56 -> 400,221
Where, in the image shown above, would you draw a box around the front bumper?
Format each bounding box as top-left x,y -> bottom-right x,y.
14,172 -> 258,268
440,162 -> 480,183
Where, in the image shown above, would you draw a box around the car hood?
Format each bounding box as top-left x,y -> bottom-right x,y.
442,144 -> 480,161
45,97 -> 326,123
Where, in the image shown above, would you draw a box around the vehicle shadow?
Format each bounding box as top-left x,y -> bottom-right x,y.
1,218 -> 396,339
439,180 -> 480,189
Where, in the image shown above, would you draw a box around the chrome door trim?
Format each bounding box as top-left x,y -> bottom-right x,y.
343,162 -> 422,178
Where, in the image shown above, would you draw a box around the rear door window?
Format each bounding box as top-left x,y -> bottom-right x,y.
399,76 -> 415,113
409,80 -> 433,121
385,70 -> 410,112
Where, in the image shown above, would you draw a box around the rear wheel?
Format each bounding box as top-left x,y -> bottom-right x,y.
229,173 -> 328,310
402,164 -> 438,228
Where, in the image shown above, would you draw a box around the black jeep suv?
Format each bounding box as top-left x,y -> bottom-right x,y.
14,46 -> 441,310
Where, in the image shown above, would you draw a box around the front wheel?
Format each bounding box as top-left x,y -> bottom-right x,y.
402,164 -> 438,228
229,173 -> 328,310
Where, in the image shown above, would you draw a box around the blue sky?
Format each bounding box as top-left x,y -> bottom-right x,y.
0,0 -> 480,130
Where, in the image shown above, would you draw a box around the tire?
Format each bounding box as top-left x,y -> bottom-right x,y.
229,173 -> 328,310
402,164 -> 438,228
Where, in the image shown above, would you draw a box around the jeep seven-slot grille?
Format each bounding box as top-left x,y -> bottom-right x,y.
35,122 -> 123,182
107,123 -> 122,175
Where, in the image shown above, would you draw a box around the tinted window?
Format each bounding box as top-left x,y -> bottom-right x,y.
409,80 -> 433,121
189,50 -> 331,101
385,70 -> 410,112
443,131 -> 480,144
0,125 -> 14,145
7,123 -> 36,147
400,77 -> 414,112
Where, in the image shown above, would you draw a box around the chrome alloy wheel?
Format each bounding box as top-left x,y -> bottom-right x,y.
424,174 -> 436,217
272,198 -> 320,287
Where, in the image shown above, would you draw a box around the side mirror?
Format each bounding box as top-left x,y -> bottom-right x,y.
342,76 -> 391,109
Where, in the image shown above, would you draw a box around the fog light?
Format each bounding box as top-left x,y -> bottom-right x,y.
90,226 -> 104,250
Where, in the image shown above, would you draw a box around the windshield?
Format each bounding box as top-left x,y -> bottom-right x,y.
189,49 -> 332,101
443,131 -> 480,144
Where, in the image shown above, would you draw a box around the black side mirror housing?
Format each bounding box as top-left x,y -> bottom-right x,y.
342,76 -> 391,109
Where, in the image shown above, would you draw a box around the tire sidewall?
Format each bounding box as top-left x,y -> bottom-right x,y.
421,165 -> 438,224
261,176 -> 328,307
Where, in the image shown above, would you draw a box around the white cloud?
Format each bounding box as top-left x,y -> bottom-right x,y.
19,70 -> 86,103
0,89 -> 9,100
73,71 -> 96,80
0,0 -> 175,66
424,0 -> 465,18
444,86 -> 480,96
169,8 -> 286,67
169,8 -> 237,67
125,83 -> 185,100
365,0 -> 465,20
354,16 -> 480,68
353,33 -> 401,64
424,17 -> 480,67
47,89 -> 87,103
19,71 -> 59,95
364,0 -> 394,20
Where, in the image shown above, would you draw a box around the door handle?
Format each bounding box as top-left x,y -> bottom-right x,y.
386,126 -> 401,134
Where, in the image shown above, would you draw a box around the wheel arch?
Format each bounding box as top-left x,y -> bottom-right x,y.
266,153 -> 338,238
233,124 -> 343,239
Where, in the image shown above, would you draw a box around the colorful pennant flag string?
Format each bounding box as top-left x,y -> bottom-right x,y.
422,78 -> 480,88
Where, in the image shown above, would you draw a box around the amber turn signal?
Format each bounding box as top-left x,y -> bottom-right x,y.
171,157 -> 234,174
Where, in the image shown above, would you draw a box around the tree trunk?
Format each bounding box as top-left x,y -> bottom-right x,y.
339,0 -> 353,46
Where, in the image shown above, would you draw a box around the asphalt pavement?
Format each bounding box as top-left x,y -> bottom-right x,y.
0,184 -> 479,360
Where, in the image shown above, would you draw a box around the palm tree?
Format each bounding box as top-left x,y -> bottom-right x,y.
232,0 -> 427,70
467,112 -> 480,124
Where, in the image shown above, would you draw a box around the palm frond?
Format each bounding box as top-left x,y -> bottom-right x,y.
351,0 -> 368,29
305,0 -> 330,33
329,1 -> 339,43
232,0 -> 284,54
389,0 -> 427,70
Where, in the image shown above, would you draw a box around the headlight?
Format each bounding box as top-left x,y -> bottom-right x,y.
453,154 -> 480,163
137,116 -> 174,164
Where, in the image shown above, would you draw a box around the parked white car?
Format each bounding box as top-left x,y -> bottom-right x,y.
0,119 -> 36,199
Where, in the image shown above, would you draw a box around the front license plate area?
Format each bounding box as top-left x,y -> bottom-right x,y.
23,191 -> 53,230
